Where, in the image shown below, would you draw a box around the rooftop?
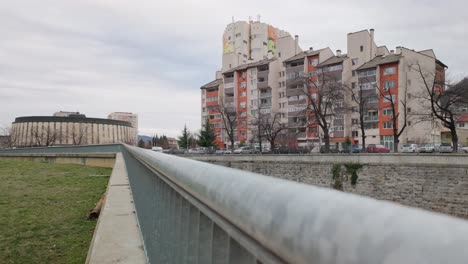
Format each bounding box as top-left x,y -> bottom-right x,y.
457,114 -> 468,123
317,55 -> 348,67
283,48 -> 326,64
222,58 -> 276,74
200,79 -> 222,90
357,54 -> 402,71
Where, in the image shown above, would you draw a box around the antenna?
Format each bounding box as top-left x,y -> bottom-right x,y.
257,14 -> 261,22
232,16 -> 235,23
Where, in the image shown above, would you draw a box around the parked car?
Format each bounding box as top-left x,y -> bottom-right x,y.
151,146 -> 163,152
261,147 -> 272,154
234,146 -> 255,154
401,144 -> 419,153
215,149 -> 225,154
419,143 -> 436,153
462,146 -> 468,153
439,143 -> 452,153
366,144 -> 390,153
223,149 -> 232,154
320,145 -> 340,153
351,144 -> 364,153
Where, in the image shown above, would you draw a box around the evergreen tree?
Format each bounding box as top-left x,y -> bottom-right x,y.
177,125 -> 191,149
137,138 -> 145,148
198,119 -> 216,148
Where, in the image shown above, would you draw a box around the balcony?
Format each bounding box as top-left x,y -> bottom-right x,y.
224,82 -> 234,89
224,77 -> 234,84
364,116 -> 379,122
224,87 -> 234,94
286,64 -> 305,74
224,97 -> 234,103
259,91 -> 272,98
257,80 -> 269,89
286,88 -> 305,97
257,70 -> 269,80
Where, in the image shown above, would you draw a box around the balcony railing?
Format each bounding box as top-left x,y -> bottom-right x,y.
257,80 -> 269,89
224,77 -> 234,84
259,92 -> 272,98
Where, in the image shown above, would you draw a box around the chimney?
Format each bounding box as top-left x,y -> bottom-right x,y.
390,50 -> 395,54
370,28 -> 375,59
294,35 -> 299,55
309,47 -> 314,51
396,46 -> 403,54
336,49 -> 342,56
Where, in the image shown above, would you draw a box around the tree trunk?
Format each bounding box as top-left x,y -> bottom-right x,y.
360,120 -> 366,152
323,129 -> 330,153
393,135 -> 399,153
451,127 -> 458,153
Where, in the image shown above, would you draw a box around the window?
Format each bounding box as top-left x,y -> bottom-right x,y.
383,80 -> 395,90
383,67 -> 396,75
206,96 -> 218,102
352,119 -> 358,124
352,82 -> 356,89
309,58 -> 319,66
358,69 -> 376,77
383,122 -> 393,129
240,82 -> 246,88
235,33 -> 241,37
360,45 -> 364,52
407,79 -> 411,86
407,121 -> 412,126
352,70 -> 356,77
383,95 -> 396,103
352,131 -> 359,137
352,58 -> 359,65
383,108 -> 393,116
251,110 -> 257,116
240,111 -> 247,117
459,123 -> 465,128
359,82 -> 377,90
408,107 -> 411,113
240,91 -> 246,97
279,52 -> 281,57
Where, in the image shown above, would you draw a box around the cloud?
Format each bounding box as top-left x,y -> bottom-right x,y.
0,0 -> 466,137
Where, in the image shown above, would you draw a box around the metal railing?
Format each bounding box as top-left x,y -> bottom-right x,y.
2,144 -> 468,263
123,145 -> 468,264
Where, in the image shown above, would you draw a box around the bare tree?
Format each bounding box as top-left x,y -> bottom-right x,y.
346,81 -> 376,151
258,112 -> 288,150
414,64 -> 468,152
216,96 -> 237,151
376,81 -> 408,152
33,125 -> 59,147
0,125 -> 18,148
302,70 -> 347,153
71,124 -> 87,145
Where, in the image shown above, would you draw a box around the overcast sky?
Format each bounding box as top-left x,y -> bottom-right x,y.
1,0 -> 466,137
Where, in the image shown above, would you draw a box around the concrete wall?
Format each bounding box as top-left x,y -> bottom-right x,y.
0,153 -> 116,168
189,154 -> 468,219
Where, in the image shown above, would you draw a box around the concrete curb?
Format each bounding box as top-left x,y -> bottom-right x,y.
86,153 -> 147,264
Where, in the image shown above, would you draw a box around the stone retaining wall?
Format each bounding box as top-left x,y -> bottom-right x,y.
189,154 -> 468,219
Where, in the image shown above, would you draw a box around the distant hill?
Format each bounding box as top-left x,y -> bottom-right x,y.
138,135 -> 152,143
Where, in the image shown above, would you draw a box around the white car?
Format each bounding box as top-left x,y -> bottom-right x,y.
462,146 -> 468,153
401,144 -> 418,153
419,144 -> 436,153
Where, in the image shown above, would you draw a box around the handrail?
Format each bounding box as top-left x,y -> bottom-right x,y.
124,145 -> 468,264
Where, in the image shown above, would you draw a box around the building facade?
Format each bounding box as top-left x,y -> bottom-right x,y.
11,115 -> 133,147
202,21 -> 447,150
108,112 -> 138,144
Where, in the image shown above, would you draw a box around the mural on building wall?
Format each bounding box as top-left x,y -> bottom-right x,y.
267,25 -> 277,55
223,34 -> 234,54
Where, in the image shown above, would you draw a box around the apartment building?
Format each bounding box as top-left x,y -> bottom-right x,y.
201,77 -> 224,148
202,19 -> 299,148
108,112 -> 138,144
355,47 -> 446,148
202,21 -> 447,150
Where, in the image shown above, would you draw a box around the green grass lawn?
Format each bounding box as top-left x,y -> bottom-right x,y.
0,160 -> 111,264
